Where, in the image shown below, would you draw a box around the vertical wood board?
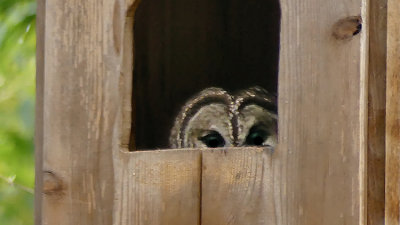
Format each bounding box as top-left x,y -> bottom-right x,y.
38,0 -> 130,224
201,148 -> 275,225
385,0 -> 400,224
367,0 -> 387,224
278,0 -> 368,224
35,0 -> 46,224
113,150 -> 201,225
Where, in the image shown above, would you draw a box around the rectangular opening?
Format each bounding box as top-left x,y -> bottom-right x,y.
129,0 -> 281,150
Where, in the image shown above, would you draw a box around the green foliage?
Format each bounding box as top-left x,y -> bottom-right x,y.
0,0 -> 36,224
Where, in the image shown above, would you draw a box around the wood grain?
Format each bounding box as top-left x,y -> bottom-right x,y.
37,0 -> 134,224
385,0 -> 400,224
121,14 -> 134,149
114,149 -> 201,225
35,0 -> 45,224
277,0 -> 368,224
201,148 -> 275,225
37,0 -> 373,224
367,0 -> 387,224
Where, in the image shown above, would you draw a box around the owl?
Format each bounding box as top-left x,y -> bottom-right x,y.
169,87 -> 277,148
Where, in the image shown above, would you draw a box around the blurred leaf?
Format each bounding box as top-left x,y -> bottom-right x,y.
0,0 -> 36,224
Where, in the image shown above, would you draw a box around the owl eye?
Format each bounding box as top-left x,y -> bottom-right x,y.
199,131 -> 226,148
245,126 -> 269,146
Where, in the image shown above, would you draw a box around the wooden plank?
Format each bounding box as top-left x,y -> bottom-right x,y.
201,148 -> 275,225
35,0 -> 46,224
278,0 -> 368,224
122,15 -> 134,150
385,0 -> 400,224
113,150 -> 201,225
367,0 -> 387,224
38,0 -> 135,224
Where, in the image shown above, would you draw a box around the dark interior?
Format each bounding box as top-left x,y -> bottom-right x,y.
132,0 -> 281,149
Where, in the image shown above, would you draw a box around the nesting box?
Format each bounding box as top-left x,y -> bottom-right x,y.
35,0 -> 397,224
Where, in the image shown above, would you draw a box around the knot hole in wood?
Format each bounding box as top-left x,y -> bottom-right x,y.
332,16 -> 362,40
43,171 -> 65,197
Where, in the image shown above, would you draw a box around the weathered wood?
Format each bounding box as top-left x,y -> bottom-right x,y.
38,0 -> 133,224
35,0 -> 45,224
385,0 -> 400,224
202,148 -> 275,225
278,0 -> 368,224
37,0 -> 375,224
113,150 -> 201,225
367,0 -> 387,224
122,15 -> 134,150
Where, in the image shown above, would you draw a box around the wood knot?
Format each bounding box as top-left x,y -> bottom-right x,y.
332,16 -> 362,40
43,171 -> 64,196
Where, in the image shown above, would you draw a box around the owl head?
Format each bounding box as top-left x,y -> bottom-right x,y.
169,87 -> 277,149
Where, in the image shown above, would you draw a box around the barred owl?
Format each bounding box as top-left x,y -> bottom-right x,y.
169,87 -> 277,149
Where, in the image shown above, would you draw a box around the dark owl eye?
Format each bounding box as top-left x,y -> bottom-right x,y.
199,131 -> 225,148
245,126 -> 269,146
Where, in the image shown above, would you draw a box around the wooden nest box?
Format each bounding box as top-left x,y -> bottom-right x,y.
36,0 -> 398,224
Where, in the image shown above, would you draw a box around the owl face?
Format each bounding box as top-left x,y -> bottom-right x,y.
169,87 -> 277,149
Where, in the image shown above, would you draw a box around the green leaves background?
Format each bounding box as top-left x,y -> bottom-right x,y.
0,0 -> 36,224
